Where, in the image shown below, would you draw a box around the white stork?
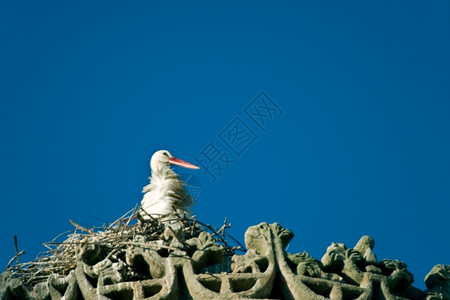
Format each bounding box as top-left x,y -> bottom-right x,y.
139,150 -> 199,220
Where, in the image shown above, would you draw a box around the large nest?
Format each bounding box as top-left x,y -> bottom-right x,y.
4,206 -> 245,287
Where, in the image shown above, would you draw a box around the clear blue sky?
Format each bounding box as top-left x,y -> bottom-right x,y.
1,1 -> 449,290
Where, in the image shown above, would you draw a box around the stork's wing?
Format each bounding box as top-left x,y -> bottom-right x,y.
142,183 -> 152,193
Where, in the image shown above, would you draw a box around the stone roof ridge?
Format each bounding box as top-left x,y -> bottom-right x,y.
0,213 -> 449,299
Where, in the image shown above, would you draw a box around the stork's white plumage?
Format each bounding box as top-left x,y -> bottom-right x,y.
139,150 -> 199,220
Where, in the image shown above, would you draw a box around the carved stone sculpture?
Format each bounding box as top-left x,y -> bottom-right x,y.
0,218 -> 447,299
425,265 -> 450,300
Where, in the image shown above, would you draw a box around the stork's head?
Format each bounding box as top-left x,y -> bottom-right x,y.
150,150 -> 200,172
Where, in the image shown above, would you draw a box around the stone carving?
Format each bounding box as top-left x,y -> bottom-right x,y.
183,222 -> 276,299
354,236 -> 377,265
187,231 -> 224,273
425,265 -> 450,300
0,219 -> 448,299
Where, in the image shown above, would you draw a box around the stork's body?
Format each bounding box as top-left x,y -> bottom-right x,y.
139,150 -> 199,220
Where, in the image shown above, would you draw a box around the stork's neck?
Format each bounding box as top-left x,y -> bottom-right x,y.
150,164 -> 178,182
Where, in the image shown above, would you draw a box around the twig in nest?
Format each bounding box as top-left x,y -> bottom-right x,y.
190,218 -> 197,236
217,217 -> 231,237
193,218 -> 247,253
4,249 -> 25,271
118,241 -> 179,252
4,235 -> 26,271
14,235 -> 19,264
109,205 -> 139,228
104,248 -> 119,261
69,220 -> 94,234
5,208 -> 246,287
223,233 -> 246,252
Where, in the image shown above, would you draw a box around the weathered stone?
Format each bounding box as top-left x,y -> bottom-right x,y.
321,242 -> 346,273
32,272 -> 80,300
354,236 -> 378,265
1,221 -> 448,299
183,222 -> 276,299
126,240 -> 166,279
232,249 -> 266,274
187,231 -> 224,273
425,264 -> 450,300
0,271 -> 33,300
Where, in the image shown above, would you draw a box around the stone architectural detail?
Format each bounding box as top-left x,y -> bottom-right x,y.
425,265 -> 450,300
1,219 -> 449,299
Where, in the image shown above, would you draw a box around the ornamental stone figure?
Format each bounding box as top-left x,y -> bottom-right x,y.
0,217 -> 447,299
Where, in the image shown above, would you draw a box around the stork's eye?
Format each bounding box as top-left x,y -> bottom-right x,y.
162,152 -> 169,156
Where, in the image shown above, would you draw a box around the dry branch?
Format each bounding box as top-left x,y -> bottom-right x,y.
4,207 -> 244,287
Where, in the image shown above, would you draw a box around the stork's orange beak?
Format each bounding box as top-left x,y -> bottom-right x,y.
169,157 -> 200,169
